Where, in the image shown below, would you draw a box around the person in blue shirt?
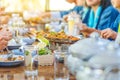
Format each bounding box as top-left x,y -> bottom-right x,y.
60,0 -> 84,18
77,0 -> 119,37
101,0 -> 120,39
39,0 -> 85,19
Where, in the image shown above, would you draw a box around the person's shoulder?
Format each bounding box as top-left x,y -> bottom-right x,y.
103,6 -> 119,14
116,13 -> 120,17
114,14 -> 120,23
98,6 -> 119,30
101,6 -> 119,18
74,6 -> 83,8
73,6 -> 83,10
116,14 -> 120,21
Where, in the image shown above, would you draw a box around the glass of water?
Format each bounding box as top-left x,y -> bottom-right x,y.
54,50 -> 69,80
24,45 -> 38,78
104,66 -> 120,80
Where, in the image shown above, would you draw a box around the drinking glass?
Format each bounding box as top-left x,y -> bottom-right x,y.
54,50 -> 69,80
104,66 -> 120,80
24,45 -> 38,78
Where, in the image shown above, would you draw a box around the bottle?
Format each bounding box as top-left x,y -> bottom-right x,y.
45,24 -> 51,32
68,15 -> 75,35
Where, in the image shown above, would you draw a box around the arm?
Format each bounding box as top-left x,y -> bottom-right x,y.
60,6 -> 83,18
81,27 -> 101,37
39,11 -> 61,20
39,6 -> 83,19
39,12 -> 51,18
78,23 -> 101,37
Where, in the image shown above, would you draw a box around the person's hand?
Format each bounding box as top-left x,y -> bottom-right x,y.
0,27 -> 12,50
76,23 -> 90,37
77,23 -> 89,31
101,28 -> 117,39
77,23 -> 101,37
0,27 -> 12,41
0,7 -> 5,15
0,16 -> 10,24
0,36 -> 8,50
63,15 -> 69,22
63,11 -> 80,22
39,12 -> 51,19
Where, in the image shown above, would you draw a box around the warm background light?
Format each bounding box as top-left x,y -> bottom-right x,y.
0,0 -> 75,12
49,0 -> 75,11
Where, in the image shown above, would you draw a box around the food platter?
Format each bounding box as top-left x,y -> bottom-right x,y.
46,37 -> 79,44
36,30 -> 80,44
0,55 -> 24,67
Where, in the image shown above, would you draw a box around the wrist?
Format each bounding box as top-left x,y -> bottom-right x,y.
112,32 -> 117,40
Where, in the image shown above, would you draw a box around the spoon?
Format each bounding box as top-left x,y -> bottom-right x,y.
6,48 -> 13,60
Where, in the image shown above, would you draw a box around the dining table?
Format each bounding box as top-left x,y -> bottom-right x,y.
0,64 -> 76,80
0,27 -> 77,80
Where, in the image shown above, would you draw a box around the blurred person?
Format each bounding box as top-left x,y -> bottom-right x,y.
100,0 -> 120,39
0,27 -> 12,41
0,16 -> 10,24
0,7 -> 10,24
39,0 -> 85,20
0,7 -> 5,15
38,0 -> 86,32
111,0 -> 120,11
0,36 -> 8,50
0,27 -> 12,50
0,8 -> 14,50
77,0 -> 119,37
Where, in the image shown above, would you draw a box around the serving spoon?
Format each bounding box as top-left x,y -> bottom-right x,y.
5,48 -> 14,60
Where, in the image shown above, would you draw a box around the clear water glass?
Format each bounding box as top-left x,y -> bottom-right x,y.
104,66 -> 120,80
54,50 -> 69,80
24,45 -> 38,78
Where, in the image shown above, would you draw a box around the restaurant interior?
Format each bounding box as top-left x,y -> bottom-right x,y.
0,0 -> 120,80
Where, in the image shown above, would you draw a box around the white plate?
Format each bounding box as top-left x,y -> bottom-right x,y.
0,55 -> 24,67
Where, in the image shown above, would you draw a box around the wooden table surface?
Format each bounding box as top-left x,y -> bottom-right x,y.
0,64 -> 76,80
0,36 -> 76,80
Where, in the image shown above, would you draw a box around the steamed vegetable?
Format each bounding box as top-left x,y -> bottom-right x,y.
38,48 -> 51,55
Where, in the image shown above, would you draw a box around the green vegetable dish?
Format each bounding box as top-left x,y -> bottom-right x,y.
38,48 -> 51,55
25,50 -> 30,56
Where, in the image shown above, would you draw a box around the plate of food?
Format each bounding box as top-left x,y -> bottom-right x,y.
45,32 -> 80,44
7,39 -> 21,50
36,30 -> 80,44
0,55 -> 24,67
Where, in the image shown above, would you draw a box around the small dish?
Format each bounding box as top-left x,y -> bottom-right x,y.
7,45 -> 21,50
0,55 -> 24,67
37,54 -> 54,66
21,37 -> 35,45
